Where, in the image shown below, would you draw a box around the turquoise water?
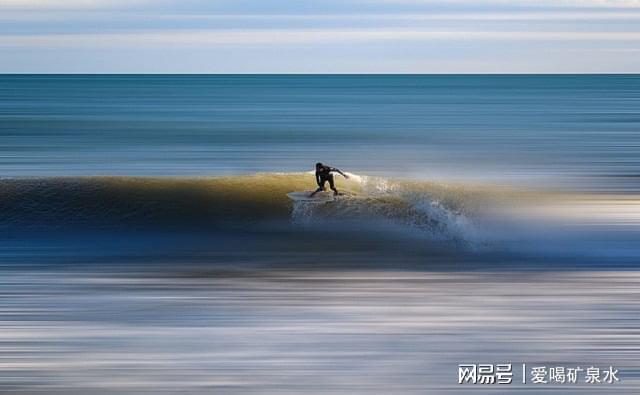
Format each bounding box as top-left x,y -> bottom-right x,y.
2,75 -> 640,189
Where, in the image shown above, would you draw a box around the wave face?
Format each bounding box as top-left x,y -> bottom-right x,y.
1,174 -> 303,229
1,173 -> 482,239
0,173 -> 494,268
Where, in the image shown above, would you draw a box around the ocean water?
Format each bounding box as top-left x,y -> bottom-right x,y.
2,75 -> 640,188
2,75 -> 640,263
1,75 -> 640,393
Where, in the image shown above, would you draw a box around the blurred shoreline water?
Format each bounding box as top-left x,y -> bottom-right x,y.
1,268 -> 640,394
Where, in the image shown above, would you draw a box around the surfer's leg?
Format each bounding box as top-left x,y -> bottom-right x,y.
309,180 -> 326,197
328,174 -> 338,195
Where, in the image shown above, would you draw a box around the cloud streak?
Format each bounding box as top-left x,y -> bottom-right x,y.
2,29 -> 640,48
0,0 -> 152,9
3,0 -> 640,10
366,0 -> 640,7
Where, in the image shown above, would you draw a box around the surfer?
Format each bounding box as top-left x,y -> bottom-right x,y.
310,162 -> 349,197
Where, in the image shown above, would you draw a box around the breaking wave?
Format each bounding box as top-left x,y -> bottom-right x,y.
290,173 -> 483,244
0,173 -> 499,244
4,172 -> 640,263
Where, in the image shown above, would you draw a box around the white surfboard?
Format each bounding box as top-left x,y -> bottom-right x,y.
287,190 -> 335,203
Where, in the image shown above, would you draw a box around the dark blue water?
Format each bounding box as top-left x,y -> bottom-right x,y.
2,75 -> 639,190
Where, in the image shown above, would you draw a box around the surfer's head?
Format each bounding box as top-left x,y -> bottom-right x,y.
315,162 -> 323,170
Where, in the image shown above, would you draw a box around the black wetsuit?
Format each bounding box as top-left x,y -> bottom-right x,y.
315,166 -> 338,194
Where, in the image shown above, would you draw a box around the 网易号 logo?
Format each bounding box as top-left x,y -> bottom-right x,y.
458,363 -> 619,385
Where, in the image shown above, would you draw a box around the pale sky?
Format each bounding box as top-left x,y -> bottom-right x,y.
1,0 -> 640,73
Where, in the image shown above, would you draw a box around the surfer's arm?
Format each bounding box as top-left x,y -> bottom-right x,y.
315,172 -> 322,186
332,168 -> 349,179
